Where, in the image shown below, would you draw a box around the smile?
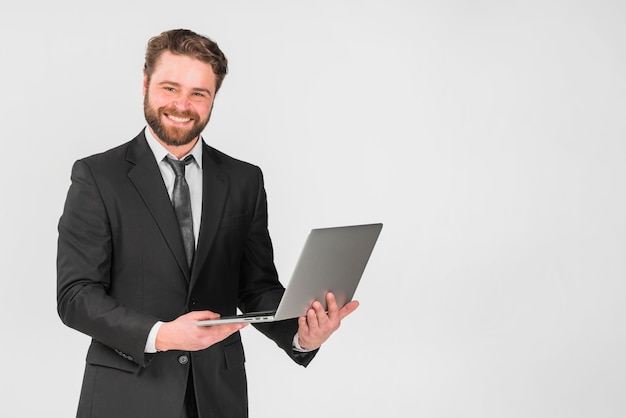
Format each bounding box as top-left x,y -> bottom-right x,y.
166,114 -> 192,123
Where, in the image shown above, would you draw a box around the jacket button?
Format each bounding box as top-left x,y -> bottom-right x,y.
178,355 -> 189,365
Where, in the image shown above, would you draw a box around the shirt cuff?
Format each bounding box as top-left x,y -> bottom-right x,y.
292,333 -> 315,352
145,321 -> 164,353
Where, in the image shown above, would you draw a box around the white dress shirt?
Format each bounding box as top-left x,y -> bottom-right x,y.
143,128 -> 202,353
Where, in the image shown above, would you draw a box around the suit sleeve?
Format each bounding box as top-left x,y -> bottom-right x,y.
237,167 -> 318,367
57,159 -> 157,367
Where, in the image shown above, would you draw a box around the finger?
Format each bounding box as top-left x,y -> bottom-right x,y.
201,323 -> 248,348
312,300 -> 333,326
197,322 -> 245,334
226,323 -> 248,333
209,323 -> 248,340
312,300 -> 326,315
325,292 -> 340,320
298,315 -> 309,333
325,292 -> 338,309
306,307 -> 319,330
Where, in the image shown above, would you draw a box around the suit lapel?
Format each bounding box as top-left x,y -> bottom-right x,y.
125,132 -> 191,281
190,141 -> 228,289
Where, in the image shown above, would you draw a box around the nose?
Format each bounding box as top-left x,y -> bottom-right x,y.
171,96 -> 191,111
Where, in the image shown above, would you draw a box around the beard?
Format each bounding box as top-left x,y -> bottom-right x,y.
143,92 -> 211,147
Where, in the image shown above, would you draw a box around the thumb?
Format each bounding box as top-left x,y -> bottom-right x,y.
339,300 -> 359,320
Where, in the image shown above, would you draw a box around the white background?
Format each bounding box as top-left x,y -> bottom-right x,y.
1,1 -> 625,417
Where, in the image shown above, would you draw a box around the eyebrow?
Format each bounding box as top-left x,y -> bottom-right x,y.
158,81 -> 213,96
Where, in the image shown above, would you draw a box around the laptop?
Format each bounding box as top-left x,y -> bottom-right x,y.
195,223 -> 383,326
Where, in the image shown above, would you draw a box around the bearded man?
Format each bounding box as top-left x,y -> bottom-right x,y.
57,28 -> 357,418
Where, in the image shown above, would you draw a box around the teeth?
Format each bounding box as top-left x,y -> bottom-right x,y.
167,115 -> 191,123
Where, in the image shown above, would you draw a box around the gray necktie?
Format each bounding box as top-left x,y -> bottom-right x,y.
164,155 -> 195,268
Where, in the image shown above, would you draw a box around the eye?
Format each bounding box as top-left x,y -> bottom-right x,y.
164,87 -> 176,92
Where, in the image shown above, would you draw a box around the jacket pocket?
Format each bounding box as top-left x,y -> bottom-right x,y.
223,340 -> 246,370
85,340 -> 138,373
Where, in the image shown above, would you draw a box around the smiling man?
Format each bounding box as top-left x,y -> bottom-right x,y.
143,51 -> 216,153
57,29 -> 358,418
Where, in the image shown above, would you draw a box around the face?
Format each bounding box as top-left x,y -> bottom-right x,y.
143,51 -> 217,147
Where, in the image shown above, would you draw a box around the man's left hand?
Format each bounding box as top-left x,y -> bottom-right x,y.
296,292 -> 359,351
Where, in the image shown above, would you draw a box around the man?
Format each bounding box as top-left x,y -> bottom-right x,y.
57,28 -> 358,418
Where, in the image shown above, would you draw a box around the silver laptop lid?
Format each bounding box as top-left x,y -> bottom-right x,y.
274,223 -> 383,320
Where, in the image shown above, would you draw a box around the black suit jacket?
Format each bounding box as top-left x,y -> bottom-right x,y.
57,131 -> 316,417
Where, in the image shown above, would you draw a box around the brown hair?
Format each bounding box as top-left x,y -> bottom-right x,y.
144,29 -> 228,93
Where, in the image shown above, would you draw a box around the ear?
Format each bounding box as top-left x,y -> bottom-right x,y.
142,72 -> 148,96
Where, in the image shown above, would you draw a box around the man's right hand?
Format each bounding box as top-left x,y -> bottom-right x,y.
155,311 -> 248,352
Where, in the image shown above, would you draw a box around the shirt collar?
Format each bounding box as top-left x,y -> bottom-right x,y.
144,126 -> 203,168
